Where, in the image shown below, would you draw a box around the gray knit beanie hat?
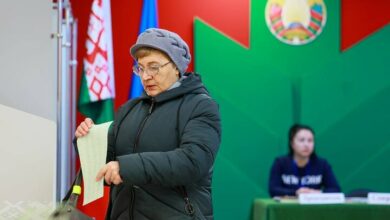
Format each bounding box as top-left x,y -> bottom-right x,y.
130,28 -> 191,75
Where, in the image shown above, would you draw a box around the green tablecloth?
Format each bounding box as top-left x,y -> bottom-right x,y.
253,199 -> 390,220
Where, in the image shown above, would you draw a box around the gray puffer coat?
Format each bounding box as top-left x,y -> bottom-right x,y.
106,73 -> 221,220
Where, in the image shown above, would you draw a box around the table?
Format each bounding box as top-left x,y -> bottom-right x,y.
253,199 -> 390,220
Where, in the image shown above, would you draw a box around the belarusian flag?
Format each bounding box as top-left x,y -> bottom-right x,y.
78,0 -> 115,124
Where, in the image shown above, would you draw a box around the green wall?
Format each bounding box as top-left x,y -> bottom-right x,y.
194,0 -> 390,219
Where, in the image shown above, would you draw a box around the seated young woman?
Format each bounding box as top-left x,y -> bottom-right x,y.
268,124 -> 341,197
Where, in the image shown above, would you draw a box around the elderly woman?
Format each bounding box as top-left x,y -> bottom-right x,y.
75,28 -> 221,220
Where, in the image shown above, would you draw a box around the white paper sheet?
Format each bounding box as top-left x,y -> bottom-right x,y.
77,121 -> 112,205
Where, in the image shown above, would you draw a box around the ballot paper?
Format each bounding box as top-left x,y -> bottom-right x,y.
77,121 -> 112,205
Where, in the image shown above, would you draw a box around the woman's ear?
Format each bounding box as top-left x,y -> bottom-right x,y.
175,67 -> 180,77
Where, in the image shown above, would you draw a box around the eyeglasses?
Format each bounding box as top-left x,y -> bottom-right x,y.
132,61 -> 171,77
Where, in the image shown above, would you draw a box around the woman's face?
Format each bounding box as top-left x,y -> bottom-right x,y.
291,129 -> 314,158
138,50 -> 179,97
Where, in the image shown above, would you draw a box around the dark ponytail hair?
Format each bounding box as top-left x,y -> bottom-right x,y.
288,124 -> 316,157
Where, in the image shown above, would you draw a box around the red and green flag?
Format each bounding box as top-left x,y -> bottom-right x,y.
78,0 -> 115,124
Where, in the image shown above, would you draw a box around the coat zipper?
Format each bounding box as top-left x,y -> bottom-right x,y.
175,96 -> 195,216
129,99 -> 155,220
133,99 -> 155,153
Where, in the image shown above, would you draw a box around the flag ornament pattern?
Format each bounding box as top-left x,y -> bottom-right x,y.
84,0 -> 115,102
265,0 -> 327,45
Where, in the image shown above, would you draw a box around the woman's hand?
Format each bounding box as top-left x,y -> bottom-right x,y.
296,187 -> 321,195
75,118 -> 94,138
96,161 -> 123,185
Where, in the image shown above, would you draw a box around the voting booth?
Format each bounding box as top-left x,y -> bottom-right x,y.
0,1 -> 77,218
